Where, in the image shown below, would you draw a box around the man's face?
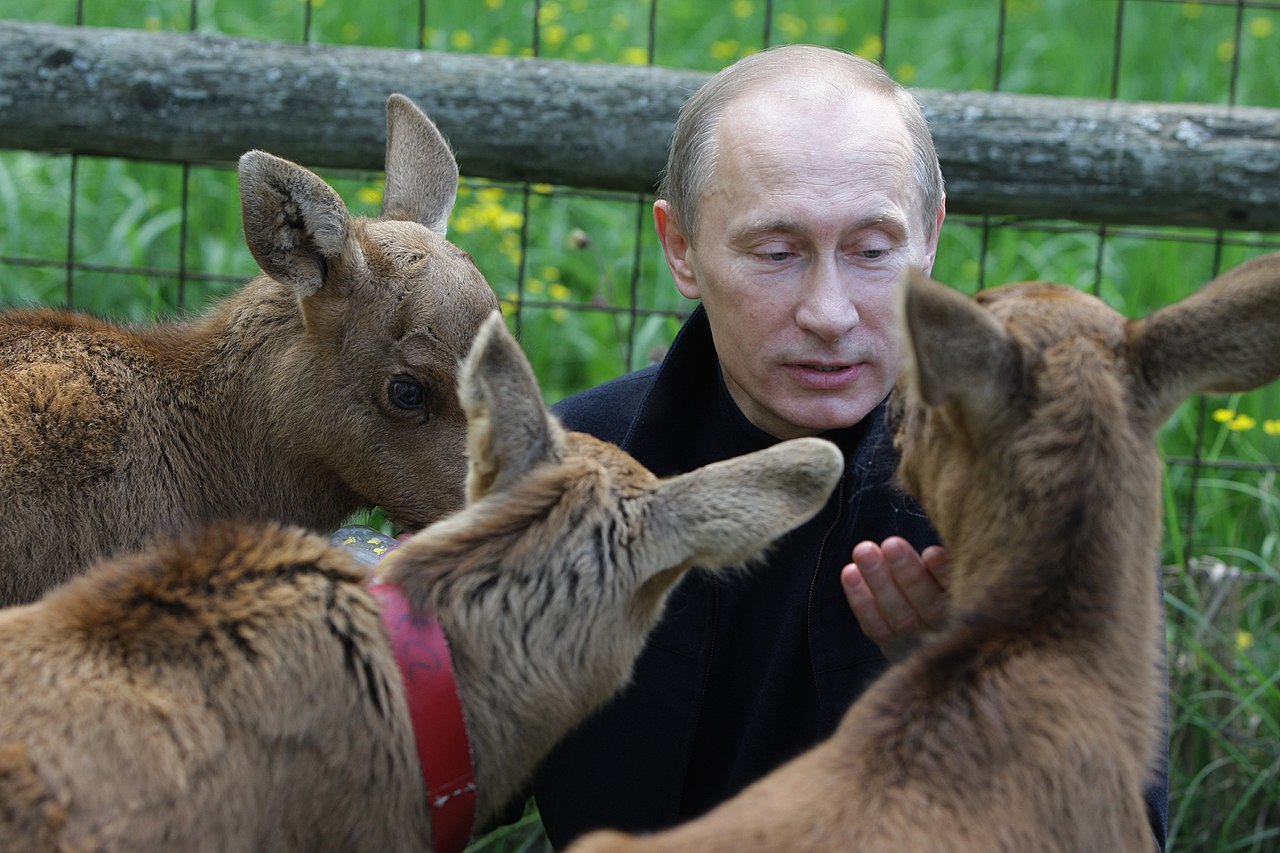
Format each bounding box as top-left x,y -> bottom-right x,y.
657,85 -> 943,440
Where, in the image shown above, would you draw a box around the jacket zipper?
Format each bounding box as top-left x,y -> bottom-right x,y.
806,477 -> 847,703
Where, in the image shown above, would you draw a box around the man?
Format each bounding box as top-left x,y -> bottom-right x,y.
532,44 -> 1167,848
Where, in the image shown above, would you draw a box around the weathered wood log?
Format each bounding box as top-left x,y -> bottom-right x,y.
1,21 -> 1278,231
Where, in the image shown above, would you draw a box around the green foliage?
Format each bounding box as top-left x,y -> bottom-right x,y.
2,1 -> 1278,849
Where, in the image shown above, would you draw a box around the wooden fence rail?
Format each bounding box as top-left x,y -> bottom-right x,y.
2,21 -> 1279,231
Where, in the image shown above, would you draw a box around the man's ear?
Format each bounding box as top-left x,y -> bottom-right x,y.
921,196 -> 946,275
654,200 -> 700,300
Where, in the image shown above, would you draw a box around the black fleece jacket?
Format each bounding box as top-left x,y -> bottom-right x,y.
532,305 -> 1169,850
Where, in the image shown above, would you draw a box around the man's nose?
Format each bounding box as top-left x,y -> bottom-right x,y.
794,257 -> 859,341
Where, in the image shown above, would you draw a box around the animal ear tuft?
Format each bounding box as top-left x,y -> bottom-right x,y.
381,94 -> 459,236
238,150 -> 359,297
900,268 -> 1020,434
458,313 -> 564,500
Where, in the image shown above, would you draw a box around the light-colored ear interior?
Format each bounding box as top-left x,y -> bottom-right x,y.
459,312 -> 565,500
238,150 -> 356,297
638,437 -> 843,572
381,94 -> 459,235
900,267 -> 1020,433
1130,252 -> 1280,423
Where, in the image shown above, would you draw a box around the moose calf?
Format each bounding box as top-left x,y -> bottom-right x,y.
571,254 -> 1280,852
0,313 -> 843,851
0,94 -> 498,606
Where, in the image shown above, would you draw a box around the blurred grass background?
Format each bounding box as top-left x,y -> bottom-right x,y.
0,1 -> 1278,849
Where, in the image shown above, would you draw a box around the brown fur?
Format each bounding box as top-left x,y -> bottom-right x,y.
0,94 -> 499,606
570,253 -> 1280,853
0,313 -> 843,851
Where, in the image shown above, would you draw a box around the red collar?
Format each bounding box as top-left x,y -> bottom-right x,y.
369,580 -> 477,853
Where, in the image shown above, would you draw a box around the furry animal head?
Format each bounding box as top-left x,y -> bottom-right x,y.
237,94 -> 499,530
892,255 -> 1280,611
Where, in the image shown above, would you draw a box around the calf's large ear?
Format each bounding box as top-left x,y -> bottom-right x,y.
238,151 -> 359,298
381,94 -> 459,236
636,437 -> 842,573
458,313 -> 565,501
1129,252 -> 1280,425
899,267 -> 1021,439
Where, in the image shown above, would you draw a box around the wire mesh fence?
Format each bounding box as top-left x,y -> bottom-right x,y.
1,1 -> 1279,848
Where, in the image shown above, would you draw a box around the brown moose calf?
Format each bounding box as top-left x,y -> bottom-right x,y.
571,255 -> 1280,852
0,94 -> 498,606
0,313 -> 843,852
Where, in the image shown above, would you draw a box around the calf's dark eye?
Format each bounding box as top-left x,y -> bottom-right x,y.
389,377 -> 428,414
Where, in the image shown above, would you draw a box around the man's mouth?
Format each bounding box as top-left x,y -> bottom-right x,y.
787,362 -> 864,388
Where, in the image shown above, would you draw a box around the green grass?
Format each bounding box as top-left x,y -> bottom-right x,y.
2,1 -> 1279,849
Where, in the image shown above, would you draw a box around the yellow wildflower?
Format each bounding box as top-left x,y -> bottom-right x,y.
538,3 -> 563,24
1213,408 -> 1236,423
451,30 -> 475,51
619,47 -> 649,65
544,24 -> 568,49
777,13 -> 807,40
484,0 -> 502,8
1228,414 -> 1256,432
732,0 -> 754,19
710,40 -> 740,61
1236,630 -> 1255,650
1217,40 -> 1235,62
1250,16 -> 1274,38
1183,2 -> 1203,20
855,34 -> 883,61
572,34 -> 596,54
527,278 -> 545,295
357,184 -> 384,207
549,282 -> 572,301
490,37 -> 513,56
1263,419 -> 1280,436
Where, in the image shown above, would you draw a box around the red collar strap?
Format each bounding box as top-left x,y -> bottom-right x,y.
369,580 -> 477,853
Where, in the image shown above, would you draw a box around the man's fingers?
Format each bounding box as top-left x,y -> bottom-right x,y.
849,541 -> 921,636
881,537 -> 947,629
840,562 -> 893,645
921,544 -> 953,588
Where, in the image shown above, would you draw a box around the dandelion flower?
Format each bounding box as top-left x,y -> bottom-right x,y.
1263,419 -> 1280,436
1213,408 -> 1236,423
1250,16 -> 1273,38
1228,414 -> 1256,432
1236,630 -> 1255,650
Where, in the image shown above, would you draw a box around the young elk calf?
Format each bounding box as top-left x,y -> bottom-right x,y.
571,254 -> 1280,852
0,313 -> 843,852
0,95 -> 498,606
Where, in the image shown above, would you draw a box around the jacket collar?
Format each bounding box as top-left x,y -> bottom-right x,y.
623,304 -> 889,477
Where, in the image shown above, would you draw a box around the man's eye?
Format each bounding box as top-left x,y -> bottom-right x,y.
860,248 -> 890,260
759,251 -> 794,262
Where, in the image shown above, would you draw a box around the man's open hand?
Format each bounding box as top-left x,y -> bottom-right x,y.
840,537 -> 951,650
